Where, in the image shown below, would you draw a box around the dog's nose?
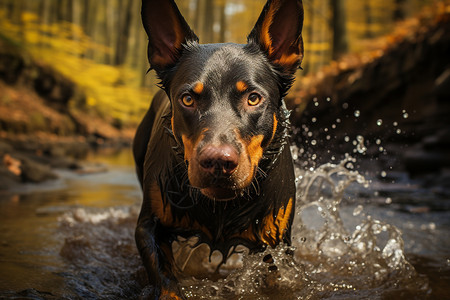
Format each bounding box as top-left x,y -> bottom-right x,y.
199,145 -> 238,176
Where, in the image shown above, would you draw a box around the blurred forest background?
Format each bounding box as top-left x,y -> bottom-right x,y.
0,0 -> 443,129
1,2 -> 450,298
1,0 -> 450,188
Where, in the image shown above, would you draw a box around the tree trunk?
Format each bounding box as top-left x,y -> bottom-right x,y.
364,0 -> 373,38
203,0 -> 214,43
330,0 -> 348,60
193,0 -> 202,35
114,0 -> 133,65
394,0 -> 406,21
104,0 -> 115,64
218,0 -> 226,43
303,0 -> 315,74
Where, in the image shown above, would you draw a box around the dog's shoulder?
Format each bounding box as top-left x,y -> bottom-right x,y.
134,90 -> 177,185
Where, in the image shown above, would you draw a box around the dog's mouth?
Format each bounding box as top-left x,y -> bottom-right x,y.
192,165 -> 254,201
200,186 -> 239,201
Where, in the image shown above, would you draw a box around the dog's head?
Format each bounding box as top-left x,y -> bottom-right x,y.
142,0 -> 303,200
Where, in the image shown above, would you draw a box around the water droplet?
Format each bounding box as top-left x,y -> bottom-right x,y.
326,97 -> 331,102
300,237 -> 307,242
354,110 -> 360,117
353,205 -> 363,216
393,121 -> 398,126
344,136 -> 350,142
311,140 -> 317,146
326,135 -> 331,140
336,118 -> 341,123
314,102 -> 319,107
376,139 -> 381,145
396,129 -> 401,134
332,124 -> 336,129
372,223 -> 382,234
381,171 -> 387,177
376,119 -> 383,126
403,112 -> 408,119
312,117 -> 317,123
379,146 -> 384,152
342,102 -> 348,109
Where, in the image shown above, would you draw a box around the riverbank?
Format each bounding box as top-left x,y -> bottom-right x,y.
0,131 -> 133,191
0,35 -> 137,191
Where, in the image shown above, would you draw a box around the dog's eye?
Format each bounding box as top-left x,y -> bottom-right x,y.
247,93 -> 262,106
181,94 -> 194,107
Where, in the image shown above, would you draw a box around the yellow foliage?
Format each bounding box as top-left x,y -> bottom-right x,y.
21,12 -> 39,23
0,10 -> 150,127
306,42 -> 331,52
87,96 -> 97,107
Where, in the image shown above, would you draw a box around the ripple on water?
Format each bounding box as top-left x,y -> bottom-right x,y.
53,150 -> 430,299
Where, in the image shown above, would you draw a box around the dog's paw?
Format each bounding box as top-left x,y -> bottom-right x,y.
139,285 -> 159,300
160,288 -> 184,300
138,285 -> 154,299
139,285 -> 184,300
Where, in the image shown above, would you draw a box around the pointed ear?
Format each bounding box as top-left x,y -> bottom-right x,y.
142,0 -> 198,72
248,0 -> 304,74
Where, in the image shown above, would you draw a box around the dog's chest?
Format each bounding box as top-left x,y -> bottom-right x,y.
154,196 -> 294,251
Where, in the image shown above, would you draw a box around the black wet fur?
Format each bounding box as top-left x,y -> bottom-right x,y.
134,0 -> 303,298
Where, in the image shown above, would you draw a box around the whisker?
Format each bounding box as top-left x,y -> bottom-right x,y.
257,166 -> 268,179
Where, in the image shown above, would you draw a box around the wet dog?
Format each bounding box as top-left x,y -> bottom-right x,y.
133,0 -> 303,298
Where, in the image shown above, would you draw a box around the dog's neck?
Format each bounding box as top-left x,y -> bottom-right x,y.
257,99 -> 291,175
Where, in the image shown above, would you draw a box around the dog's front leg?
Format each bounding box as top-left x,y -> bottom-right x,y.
135,216 -> 183,300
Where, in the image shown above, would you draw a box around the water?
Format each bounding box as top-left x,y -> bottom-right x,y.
0,148 -> 449,299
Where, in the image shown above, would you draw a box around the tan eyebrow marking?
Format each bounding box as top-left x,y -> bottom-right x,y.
236,81 -> 248,93
193,82 -> 204,94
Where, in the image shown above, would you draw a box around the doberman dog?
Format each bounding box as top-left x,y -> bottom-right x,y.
133,0 -> 303,298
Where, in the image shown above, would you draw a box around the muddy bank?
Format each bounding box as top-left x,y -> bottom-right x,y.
0,134 -> 133,191
288,10 -> 450,202
0,36 -> 136,191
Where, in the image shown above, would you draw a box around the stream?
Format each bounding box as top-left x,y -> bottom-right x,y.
0,147 -> 449,299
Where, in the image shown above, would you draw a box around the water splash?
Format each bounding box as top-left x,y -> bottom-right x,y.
52,144 -> 429,299
175,153 -> 429,299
